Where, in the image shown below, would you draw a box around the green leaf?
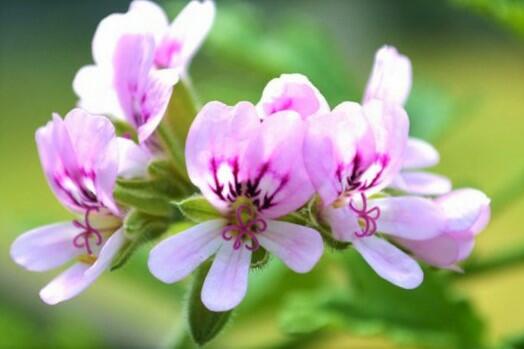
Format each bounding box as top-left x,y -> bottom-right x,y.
450,0 -> 524,37
114,177 -> 181,217
111,210 -> 169,271
280,250 -> 485,349
174,195 -> 221,223
188,262 -> 232,346
498,332 -> 524,349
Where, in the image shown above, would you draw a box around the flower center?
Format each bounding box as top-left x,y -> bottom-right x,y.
72,207 -> 103,255
348,192 -> 381,238
221,202 -> 267,251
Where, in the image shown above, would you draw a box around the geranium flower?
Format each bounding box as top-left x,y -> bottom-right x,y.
395,189 -> 490,269
10,109 -> 148,304
257,73 -> 329,119
74,33 -> 179,143
364,45 -> 450,195
148,101 -> 323,311
304,101 -> 447,288
73,0 -> 213,143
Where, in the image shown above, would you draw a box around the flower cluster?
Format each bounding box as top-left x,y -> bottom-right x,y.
11,0 -> 489,315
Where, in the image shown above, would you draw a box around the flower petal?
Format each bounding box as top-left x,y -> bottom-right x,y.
363,45 -> 412,106
73,65 -> 123,118
201,241 -> 252,312
85,228 -> 126,278
136,68 -> 179,143
10,222 -> 82,272
258,220 -> 323,273
243,111 -> 314,218
391,171 -> 451,195
353,236 -> 423,289
436,189 -> 491,234
185,101 -> 261,212
39,263 -> 96,305
257,73 -> 329,119
402,138 -> 439,169
115,138 -> 152,178
148,220 -> 225,283
396,235 -> 461,268
92,0 -> 168,66
370,196 -> 444,240
303,103 -> 365,205
321,204 -> 361,242
362,99 -> 409,191
156,0 -> 215,69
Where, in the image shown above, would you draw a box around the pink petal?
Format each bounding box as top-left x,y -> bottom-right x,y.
436,189 -> 491,235
156,0 -> 215,69
396,235 -> 461,268
391,171 -> 451,195
257,220 -> 323,273
115,138 -> 152,178
257,73 -> 329,119
363,45 -> 412,106
92,1 -> 168,66
362,99 -> 409,191
201,241 -> 252,312
39,263 -> 96,305
136,68 -> 179,143
64,110 -> 120,214
36,116 -> 78,212
148,220 -> 224,283
112,34 -> 155,128
402,138 -> 439,169
353,236 -> 423,289
185,101 -> 261,212
10,222 -> 83,272
243,111 -> 314,218
370,196 -> 444,240
321,204 -> 361,242
303,103 -> 366,205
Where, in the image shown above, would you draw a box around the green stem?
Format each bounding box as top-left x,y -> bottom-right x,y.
157,124 -> 190,184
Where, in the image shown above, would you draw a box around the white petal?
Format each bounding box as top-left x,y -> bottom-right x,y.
353,236 -> 423,289
115,138 -> 152,178
73,65 -> 123,118
402,138 -> 440,169
201,241 -> 251,312
437,189 -> 490,234
258,220 -> 323,273
85,228 -> 126,278
371,196 -> 445,240
10,222 -> 82,272
39,263 -> 96,305
148,220 -> 224,283
391,171 -> 451,195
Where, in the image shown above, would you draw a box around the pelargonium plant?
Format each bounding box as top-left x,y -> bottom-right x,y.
10,0 -> 490,345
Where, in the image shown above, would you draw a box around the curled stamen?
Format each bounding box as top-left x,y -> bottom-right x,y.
220,205 -> 267,251
349,192 -> 381,238
72,207 -> 103,255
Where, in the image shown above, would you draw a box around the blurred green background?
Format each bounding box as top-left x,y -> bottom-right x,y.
1,0 -> 524,348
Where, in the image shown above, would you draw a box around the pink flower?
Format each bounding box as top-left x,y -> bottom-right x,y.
395,189 -> 490,269
364,46 -> 450,195
257,74 -> 330,119
10,109 -> 147,304
73,0 -> 213,143
148,101 -> 323,311
74,33 -> 179,143
304,101 -> 447,288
